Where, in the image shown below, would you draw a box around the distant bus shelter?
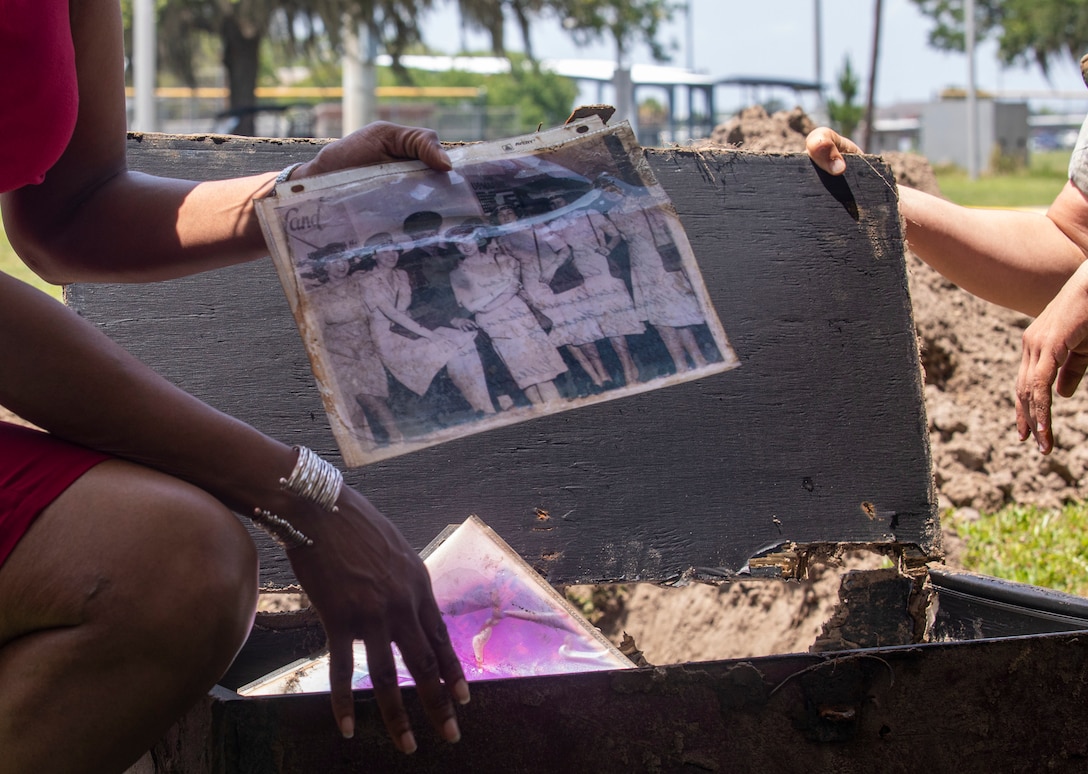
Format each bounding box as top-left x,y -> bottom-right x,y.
551,62 -> 823,145
358,56 -> 824,146
547,60 -> 718,144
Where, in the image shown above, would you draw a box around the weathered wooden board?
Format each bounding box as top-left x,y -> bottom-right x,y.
163,631 -> 1088,774
68,133 -> 935,589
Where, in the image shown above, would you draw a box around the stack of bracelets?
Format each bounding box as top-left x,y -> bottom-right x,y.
249,445 -> 344,550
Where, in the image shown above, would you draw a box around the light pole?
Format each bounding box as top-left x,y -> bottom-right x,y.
132,0 -> 157,132
685,1 -> 694,72
342,19 -> 378,136
862,0 -> 883,151
966,0 -> 979,180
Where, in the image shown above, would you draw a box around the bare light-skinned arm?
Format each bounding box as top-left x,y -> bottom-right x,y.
806,125 -> 1088,454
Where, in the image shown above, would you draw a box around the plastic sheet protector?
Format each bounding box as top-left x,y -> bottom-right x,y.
240,515 -> 633,696
256,117 -> 737,467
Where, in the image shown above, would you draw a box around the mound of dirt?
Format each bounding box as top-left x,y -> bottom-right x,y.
707,104 -> 816,152
571,550 -> 889,664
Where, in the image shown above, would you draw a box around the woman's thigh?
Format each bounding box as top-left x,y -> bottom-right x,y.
0,459 -> 258,773
0,458 -> 257,645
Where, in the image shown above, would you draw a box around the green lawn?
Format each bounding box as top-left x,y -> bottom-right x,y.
933,150 -> 1069,208
947,505 -> 1088,597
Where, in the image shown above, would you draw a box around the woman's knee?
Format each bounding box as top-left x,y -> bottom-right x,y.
135,481 -> 259,658
47,461 -> 258,662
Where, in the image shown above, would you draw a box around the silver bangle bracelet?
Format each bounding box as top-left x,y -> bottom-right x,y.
279,445 -> 343,512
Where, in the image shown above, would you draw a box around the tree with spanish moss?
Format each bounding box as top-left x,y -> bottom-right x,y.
125,0 -> 434,135
910,0 -> 1088,80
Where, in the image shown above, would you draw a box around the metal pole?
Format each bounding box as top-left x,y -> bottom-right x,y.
342,20 -> 378,136
685,1 -> 695,71
612,24 -> 637,134
815,0 -> 825,113
614,66 -> 636,132
132,0 -> 157,132
966,0 -> 979,179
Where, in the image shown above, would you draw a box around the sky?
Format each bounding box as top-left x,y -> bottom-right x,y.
420,0 -> 1088,114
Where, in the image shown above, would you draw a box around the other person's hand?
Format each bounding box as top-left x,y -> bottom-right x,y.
1016,261 -> 1088,454
805,126 -> 863,176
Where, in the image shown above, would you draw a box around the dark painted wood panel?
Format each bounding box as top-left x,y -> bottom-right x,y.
178,632 -> 1088,773
67,134 -> 936,589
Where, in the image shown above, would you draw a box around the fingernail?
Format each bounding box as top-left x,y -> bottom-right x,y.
400,731 -> 417,755
831,159 -> 846,174
443,717 -> 461,744
454,679 -> 471,705
339,716 -> 354,739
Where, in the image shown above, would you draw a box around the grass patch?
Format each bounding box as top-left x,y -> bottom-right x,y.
933,150 -> 1069,208
0,223 -> 62,300
948,503 -> 1088,597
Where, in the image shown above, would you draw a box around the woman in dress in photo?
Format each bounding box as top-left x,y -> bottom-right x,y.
596,175 -> 710,374
542,194 -> 645,386
492,203 -> 610,391
353,233 -> 497,420
447,223 -> 567,406
316,254 -> 404,445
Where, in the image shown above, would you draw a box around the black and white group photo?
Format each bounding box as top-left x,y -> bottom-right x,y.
260,118 -> 739,465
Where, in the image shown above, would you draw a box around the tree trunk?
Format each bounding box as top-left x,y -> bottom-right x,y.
220,16 -> 262,137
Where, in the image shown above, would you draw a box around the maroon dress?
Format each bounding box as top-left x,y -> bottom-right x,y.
0,0 -> 110,568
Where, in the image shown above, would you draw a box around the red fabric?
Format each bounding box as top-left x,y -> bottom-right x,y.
0,0 -> 79,193
0,5 -> 94,565
0,422 -> 109,568
0,6 -> 107,566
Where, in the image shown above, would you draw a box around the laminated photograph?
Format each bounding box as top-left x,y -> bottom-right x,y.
257,117 -> 739,466
239,514 -> 635,696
